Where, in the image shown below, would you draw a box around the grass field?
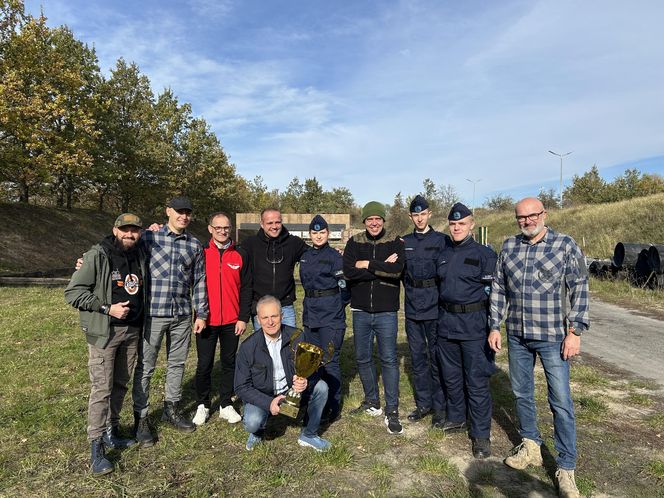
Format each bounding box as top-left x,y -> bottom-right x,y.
1,286 -> 664,497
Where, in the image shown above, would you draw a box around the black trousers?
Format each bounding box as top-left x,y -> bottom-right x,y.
195,324 -> 239,408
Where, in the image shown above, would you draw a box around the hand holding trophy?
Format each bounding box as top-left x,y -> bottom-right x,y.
280,330 -> 334,418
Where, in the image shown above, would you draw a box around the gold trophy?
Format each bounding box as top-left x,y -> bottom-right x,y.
280,330 -> 334,419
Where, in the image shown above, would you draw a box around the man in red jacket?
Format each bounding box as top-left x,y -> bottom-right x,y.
192,212 -> 252,425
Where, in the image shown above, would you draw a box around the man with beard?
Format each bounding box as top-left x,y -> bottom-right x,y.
241,208 -> 308,329
489,197 -> 589,498
65,213 -> 148,475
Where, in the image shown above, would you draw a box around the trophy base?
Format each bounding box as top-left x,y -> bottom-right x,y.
280,401 -> 300,419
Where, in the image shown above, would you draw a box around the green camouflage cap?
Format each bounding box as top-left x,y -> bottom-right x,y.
114,213 -> 142,228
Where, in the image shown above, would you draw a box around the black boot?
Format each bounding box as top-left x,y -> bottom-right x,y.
161,401 -> 196,432
133,411 -> 155,447
431,411 -> 446,429
102,426 -> 137,449
472,437 -> 491,459
90,437 -> 113,475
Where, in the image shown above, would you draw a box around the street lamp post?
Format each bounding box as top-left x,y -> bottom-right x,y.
548,150 -> 572,208
466,178 -> 481,214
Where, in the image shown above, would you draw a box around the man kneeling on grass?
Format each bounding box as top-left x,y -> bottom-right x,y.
234,295 -> 331,452
65,213 -> 147,475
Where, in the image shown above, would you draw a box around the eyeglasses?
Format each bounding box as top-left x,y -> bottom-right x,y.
210,225 -> 231,232
515,210 -> 545,223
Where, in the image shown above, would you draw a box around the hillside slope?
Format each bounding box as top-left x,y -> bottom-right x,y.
0,203 -> 209,273
434,193 -> 664,258
2,194 -> 664,272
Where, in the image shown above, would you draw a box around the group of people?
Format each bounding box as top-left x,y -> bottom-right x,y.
65,193 -> 588,498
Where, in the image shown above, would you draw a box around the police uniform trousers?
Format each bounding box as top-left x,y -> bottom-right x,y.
405,317 -> 445,413
304,325 -> 346,416
437,336 -> 495,439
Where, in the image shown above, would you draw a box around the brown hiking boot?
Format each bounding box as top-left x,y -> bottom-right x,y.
504,438 -> 543,469
555,468 -> 581,498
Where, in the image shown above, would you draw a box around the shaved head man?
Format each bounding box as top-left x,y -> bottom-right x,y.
488,196 -> 589,498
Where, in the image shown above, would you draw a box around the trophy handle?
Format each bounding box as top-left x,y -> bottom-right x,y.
320,342 -> 335,367
289,328 -> 303,355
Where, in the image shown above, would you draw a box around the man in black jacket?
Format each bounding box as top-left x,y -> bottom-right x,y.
343,201 -> 405,434
234,295 -> 330,451
241,208 -> 308,328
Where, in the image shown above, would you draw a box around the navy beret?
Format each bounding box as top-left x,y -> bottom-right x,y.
409,195 -> 429,213
448,202 -> 472,221
309,214 -> 328,232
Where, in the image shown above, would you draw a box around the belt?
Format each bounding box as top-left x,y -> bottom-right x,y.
305,287 -> 340,298
440,300 -> 487,313
406,277 -> 437,288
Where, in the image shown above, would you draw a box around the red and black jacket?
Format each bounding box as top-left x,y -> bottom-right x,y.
203,239 -> 252,326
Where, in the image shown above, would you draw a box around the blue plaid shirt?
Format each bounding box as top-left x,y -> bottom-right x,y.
489,227 -> 589,342
143,226 -> 208,319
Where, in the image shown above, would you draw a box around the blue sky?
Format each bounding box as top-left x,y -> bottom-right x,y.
25,0 -> 664,206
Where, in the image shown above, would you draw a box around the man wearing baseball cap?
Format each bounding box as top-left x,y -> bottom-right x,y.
343,201 -> 405,434
131,196 -> 209,444
66,213 -> 148,475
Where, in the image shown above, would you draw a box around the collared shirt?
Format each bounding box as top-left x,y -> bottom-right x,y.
264,333 -> 288,395
143,226 -> 208,319
489,227 -> 589,342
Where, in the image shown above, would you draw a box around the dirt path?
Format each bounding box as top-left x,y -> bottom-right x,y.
584,297 -> 664,387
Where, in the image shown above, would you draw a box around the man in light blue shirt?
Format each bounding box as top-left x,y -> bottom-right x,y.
234,296 -> 330,452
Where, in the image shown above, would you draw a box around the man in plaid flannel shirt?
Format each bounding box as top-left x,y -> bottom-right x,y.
488,197 -> 588,498
132,196 -> 209,444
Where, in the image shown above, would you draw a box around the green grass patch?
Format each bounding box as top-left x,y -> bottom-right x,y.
414,454 -> 458,477
645,413 -> 664,431
627,392 -> 653,407
644,460 -> 664,482
574,395 -> 609,422
570,365 -> 610,387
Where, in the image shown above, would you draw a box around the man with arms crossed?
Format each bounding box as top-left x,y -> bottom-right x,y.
489,197 -> 589,498
343,201 -> 405,434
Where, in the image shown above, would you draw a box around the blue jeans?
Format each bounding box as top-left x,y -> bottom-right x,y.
507,334 -> 577,469
252,304 -> 296,331
352,311 -> 400,412
242,379 -> 328,438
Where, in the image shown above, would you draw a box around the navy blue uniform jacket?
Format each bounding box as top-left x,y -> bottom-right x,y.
437,237 -> 497,340
299,243 -> 349,329
402,228 -> 448,320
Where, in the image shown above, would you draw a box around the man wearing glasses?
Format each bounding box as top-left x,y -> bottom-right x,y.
242,208 -> 308,329
192,212 -> 251,426
489,197 -> 588,498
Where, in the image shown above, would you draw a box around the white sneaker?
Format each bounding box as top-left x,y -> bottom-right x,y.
192,404 -> 209,426
219,405 -> 241,424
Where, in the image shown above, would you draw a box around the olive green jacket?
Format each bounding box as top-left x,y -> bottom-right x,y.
64,238 -> 148,348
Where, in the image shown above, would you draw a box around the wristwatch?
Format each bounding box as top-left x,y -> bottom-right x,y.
100,304 -> 110,315
568,326 -> 582,336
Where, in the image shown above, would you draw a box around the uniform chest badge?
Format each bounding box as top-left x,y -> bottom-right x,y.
111,269 -> 122,281
227,263 -> 240,270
